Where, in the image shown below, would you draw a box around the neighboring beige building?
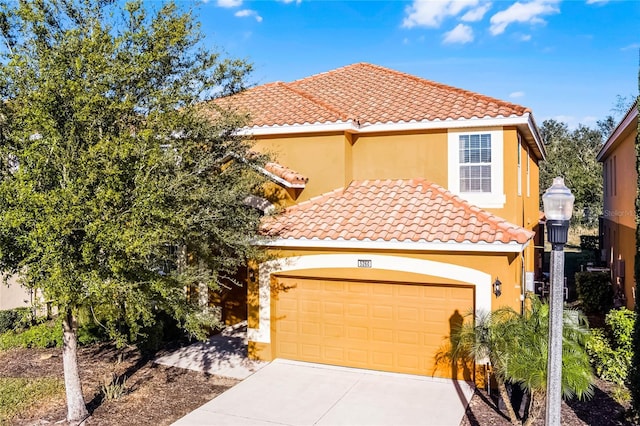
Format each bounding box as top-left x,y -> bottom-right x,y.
597,103 -> 638,309
0,275 -> 35,311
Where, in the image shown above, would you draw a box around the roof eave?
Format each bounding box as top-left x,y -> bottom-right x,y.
257,237 -> 532,253
597,105 -> 638,162
238,114 -> 542,141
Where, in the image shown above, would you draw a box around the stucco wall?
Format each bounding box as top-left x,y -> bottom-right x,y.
0,274 -> 33,311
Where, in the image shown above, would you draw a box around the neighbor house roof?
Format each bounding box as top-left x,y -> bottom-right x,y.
597,102 -> 638,162
213,63 -> 545,160
261,178 -> 533,252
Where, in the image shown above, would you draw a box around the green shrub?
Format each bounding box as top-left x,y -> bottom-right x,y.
77,322 -> 107,346
575,271 -> 613,313
606,308 -> 635,352
101,373 -> 128,401
0,308 -> 31,334
586,329 -> 628,384
585,308 -> 636,385
580,235 -> 599,251
0,321 -> 62,349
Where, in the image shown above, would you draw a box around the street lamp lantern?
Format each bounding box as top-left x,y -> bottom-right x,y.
543,177 -> 575,221
543,177 -> 575,246
542,176 -> 574,426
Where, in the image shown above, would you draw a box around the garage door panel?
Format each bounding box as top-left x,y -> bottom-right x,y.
347,325 -> 368,340
372,305 -> 393,320
273,277 -> 473,378
347,303 -> 368,317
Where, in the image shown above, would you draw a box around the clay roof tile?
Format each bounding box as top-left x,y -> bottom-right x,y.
261,179 -> 534,247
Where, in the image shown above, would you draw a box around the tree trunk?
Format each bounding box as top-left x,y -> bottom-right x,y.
523,390 -> 545,426
62,308 -> 89,424
496,377 -> 519,425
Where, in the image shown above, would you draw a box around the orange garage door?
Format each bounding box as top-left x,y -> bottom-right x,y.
272,276 -> 474,378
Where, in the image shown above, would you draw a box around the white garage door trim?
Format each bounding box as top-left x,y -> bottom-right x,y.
248,254 -> 491,343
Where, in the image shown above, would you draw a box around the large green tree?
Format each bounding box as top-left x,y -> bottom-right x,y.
539,120 -> 603,226
0,0 -> 265,422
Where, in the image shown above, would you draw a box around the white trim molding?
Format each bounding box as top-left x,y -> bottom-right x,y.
247,254 -> 492,344
447,128 -> 506,209
260,237 -> 530,253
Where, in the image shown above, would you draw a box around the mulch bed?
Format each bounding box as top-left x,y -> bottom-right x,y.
0,344 -> 238,425
461,379 -> 633,425
0,343 -> 634,425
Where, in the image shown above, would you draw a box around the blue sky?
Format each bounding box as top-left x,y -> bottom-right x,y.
195,0 -> 639,129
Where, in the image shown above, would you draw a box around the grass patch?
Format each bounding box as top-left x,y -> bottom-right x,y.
0,377 -> 64,424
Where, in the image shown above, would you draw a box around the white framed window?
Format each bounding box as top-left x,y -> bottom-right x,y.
448,129 -> 505,208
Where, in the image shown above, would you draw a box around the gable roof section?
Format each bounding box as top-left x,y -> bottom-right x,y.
261,178 -> 533,253
213,63 -> 545,160
287,63 -> 528,125
597,102 -> 638,162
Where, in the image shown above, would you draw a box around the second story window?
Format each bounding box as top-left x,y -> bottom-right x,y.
459,134 -> 492,192
448,129 -> 505,209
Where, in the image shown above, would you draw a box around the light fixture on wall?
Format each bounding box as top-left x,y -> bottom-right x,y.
493,277 -> 502,297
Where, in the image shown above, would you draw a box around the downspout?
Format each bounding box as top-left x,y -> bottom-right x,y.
521,250 -> 526,314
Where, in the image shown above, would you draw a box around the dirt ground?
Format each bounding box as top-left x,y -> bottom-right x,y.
460,379 -> 633,426
0,344 -> 238,425
0,343 -> 633,426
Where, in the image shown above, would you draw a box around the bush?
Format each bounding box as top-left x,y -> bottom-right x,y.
0,320 -> 62,349
606,308 -> 635,352
586,329 -> 629,384
77,322 -> 107,346
580,235 -> 599,251
0,308 -> 31,334
585,308 -> 635,385
576,271 -> 613,313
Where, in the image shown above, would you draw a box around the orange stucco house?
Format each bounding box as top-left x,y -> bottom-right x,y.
215,63 -> 545,379
597,103 -> 638,310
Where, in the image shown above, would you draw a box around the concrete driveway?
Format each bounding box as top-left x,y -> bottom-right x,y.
172,359 -> 474,426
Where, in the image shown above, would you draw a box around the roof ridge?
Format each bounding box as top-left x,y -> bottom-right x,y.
359,63 -> 530,115
281,83 -> 352,122
288,63 -> 368,84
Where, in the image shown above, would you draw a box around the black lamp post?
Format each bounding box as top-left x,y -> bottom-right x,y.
542,177 -> 574,426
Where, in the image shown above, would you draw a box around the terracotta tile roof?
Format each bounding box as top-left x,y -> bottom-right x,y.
262,179 -> 534,245
263,162 -> 308,187
216,63 -> 531,127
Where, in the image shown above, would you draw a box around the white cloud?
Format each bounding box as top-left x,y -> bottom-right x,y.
235,9 -> 263,22
509,91 -> 525,98
621,43 -> 640,51
520,34 -> 532,41
489,0 -> 560,36
403,0 -> 480,28
461,3 -> 492,22
586,0 -> 609,4
217,0 -> 242,7
443,23 -> 474,44
279,0 -> 302,3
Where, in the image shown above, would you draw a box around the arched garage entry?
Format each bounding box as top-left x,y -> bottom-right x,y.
249,254 -> 491,378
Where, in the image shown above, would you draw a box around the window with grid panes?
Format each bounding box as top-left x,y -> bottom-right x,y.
459,134 -> 491,192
